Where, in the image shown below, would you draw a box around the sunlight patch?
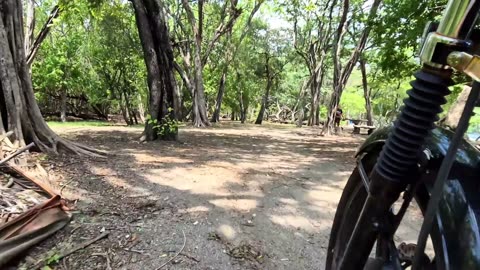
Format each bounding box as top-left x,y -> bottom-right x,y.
269,214 -> 318,232
209,199 -> 257,211
178,205 -> 210,213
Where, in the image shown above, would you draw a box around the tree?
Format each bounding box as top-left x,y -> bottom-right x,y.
360,57 -> 373,126
284,0 -> 336,126
0,0 -> 101,156
175,0 -> 242,127
254,29 -> 289,125
323,0 -> 382,135
131,0 -> 178,141
211,0 -> 263,123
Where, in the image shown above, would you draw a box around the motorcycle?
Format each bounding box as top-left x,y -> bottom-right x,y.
326,0 -> 480,269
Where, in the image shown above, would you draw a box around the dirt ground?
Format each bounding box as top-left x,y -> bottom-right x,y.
21,122 -> 366,269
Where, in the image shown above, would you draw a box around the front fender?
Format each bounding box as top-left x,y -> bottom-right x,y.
357,126 -> 480,268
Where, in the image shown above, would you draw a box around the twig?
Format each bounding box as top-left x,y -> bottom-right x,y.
155,230 -> 186,270
0,131 -> 14,142
33,232 -> 109,269
60,178 -> 75,195
0,142 -> 35,166
180,252 -> 200,262
124,248 -> 145,254
3,177 -> 14,188
62,258 -> 68,270
92,252 -> 112,270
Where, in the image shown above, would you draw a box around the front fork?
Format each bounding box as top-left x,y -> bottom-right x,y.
337,0 -> 480,268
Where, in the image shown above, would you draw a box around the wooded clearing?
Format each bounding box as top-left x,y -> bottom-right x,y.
0,0 -> 477,268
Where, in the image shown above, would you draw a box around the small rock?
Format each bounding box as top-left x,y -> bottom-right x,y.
193,221 -> 199,225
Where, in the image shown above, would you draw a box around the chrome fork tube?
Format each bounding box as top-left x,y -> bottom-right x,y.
437,0 -> 480,39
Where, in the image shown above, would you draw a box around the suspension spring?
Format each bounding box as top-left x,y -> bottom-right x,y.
375,68 -> 452,183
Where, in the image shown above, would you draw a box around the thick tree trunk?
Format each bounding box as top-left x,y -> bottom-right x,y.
132,0 -> 178,141
360,58 -> 373,126
0,0 -> 102,156
191,38 -> 209,127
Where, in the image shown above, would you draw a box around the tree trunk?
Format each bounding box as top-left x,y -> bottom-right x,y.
173,61 -> 194,115
24,0 -> 35,54
120,93 -> 131,125
132,0 -> 178,141
240,107 -> 247,123
308,77 -> 321,126
360,58 -> 373,126
137,94 -> 145,123
60,88 -> 67,122
296,80 -> 308,127
211,68 -> 227,123
255,78 -> 272,125
123,90 -> 135,125
181,0 -> 210,127
0,0 -> 102,156
239,78 -> 248,124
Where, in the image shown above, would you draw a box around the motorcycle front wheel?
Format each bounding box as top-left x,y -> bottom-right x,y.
325,153 -> 446,270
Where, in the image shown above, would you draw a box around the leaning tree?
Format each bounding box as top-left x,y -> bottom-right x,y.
0,0 -> 102,156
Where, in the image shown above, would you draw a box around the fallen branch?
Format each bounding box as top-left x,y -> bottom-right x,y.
33,232 -> 110,269
7,163 -> 58,197
0,142 -> 35,166
155,230 -> 186,270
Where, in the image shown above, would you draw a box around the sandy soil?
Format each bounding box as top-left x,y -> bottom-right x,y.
20,122 -> 373,269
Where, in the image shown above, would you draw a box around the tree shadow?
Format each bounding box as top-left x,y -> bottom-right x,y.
31,123 -> 363,269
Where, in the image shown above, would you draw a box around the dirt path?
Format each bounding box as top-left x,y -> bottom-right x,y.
29,123 -> 363,269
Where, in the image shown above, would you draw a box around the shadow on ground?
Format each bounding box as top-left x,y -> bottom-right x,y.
25,122 -> 364,270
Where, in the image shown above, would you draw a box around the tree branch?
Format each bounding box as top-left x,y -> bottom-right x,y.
26,5 -> 60,66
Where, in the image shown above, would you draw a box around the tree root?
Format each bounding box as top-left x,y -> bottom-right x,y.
57,138 -> 107,158
33,135 -> 106,158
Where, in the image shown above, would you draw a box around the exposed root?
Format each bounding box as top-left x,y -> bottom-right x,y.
33,136 -> 107,158
57,139 -> 106,158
